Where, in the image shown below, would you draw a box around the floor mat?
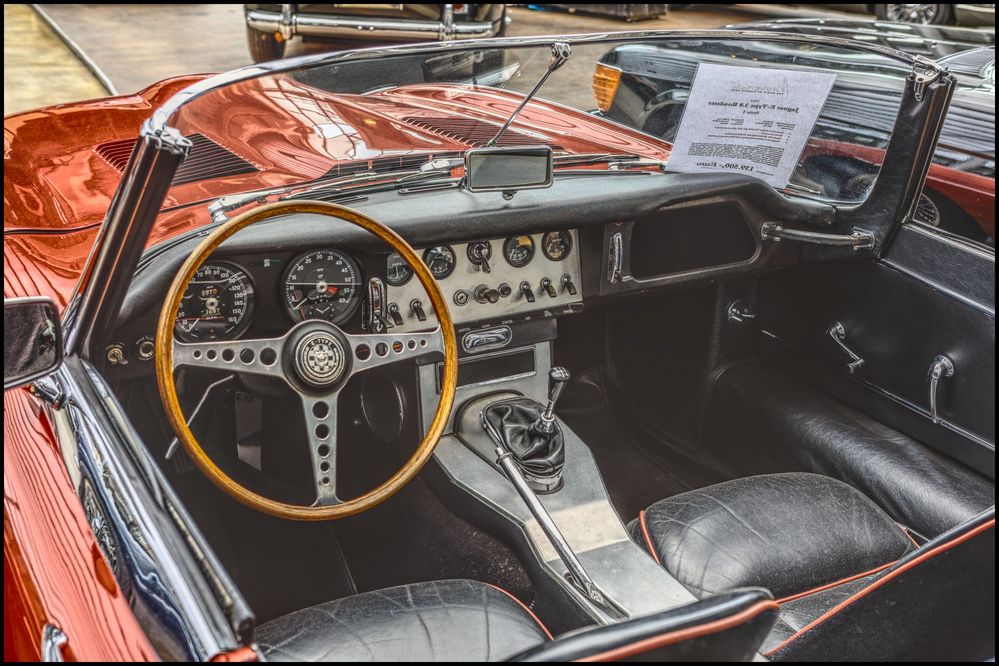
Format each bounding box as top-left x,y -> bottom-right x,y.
333,476 -> 536,606
558,365 -> 720,520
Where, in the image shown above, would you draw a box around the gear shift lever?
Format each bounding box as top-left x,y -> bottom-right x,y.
476,366 -> 571,494
535,367 -> 571,435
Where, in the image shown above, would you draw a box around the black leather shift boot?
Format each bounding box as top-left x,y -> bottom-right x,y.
483,396 -> 565,493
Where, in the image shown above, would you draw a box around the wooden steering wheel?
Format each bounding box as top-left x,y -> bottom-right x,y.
155,201 -> 458,520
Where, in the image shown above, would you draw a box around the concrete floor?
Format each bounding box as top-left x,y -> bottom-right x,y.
5,4 -> 872,114
3,4 -> 106,115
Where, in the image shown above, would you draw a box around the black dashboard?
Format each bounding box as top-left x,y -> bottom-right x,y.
107,171 -> 838,379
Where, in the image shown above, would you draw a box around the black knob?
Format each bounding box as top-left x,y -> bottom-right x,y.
519,281 -> 535,303
560,274 -> 577,296
468,241 -> 492,273
410,298 -> 427,322
474,284 -> 500,304
387,302 -> 404,326
540,277 -> 557,298
498,283 -> 512,298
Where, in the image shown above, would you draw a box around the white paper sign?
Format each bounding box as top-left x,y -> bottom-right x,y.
667,63 -> 836,189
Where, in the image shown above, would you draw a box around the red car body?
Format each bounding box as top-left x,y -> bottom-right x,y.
3,73 -> 668,661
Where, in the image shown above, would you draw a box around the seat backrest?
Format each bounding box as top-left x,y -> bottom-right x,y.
766,509 -> 996,662
509,588 -> 777,662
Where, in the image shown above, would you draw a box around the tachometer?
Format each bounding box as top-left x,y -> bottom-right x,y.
174,261 -> 255,342
283,250 -> 362,324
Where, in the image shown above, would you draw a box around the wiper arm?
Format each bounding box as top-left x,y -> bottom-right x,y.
485,42 -> 571,148
208,161 -> 463,222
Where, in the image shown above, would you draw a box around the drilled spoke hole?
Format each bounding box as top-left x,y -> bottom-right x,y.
222,349 -> 235,362
408,340 -> 417,350
240,348 -> 255,364
206,350 -> 218,360
317,444 -> 330,457
375,342 -> 389,357
313,402 -> 330,419
260,347 -> 277,365
315,424 -> 330,439
356,344 -> 371,361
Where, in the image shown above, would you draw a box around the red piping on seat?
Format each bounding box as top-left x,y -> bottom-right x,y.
775,560 -> 897,605
639,510 -> 662,565
765,518 -> 996,657
485,583 -> 554,640
574,600 -> 779,662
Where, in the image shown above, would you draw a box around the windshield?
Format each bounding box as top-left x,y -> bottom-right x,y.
146,33 -> 918,243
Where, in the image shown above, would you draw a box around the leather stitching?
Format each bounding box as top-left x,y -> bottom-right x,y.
574,600 -> 779,662
638,510 -> 662,565
765,518 -> 996,657
485,583 -> 553,640
774,560 -> 897,605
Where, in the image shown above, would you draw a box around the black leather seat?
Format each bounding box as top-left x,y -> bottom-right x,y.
256,580 -> 550,662
631,473 -> 917,600
632,473 -> 996,661
257,579 -> 784,662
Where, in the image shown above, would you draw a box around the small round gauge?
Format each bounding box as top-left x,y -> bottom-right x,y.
385,252 -> 413,287
422,245 -> 457,280
503,235 -> 535,268
541,231 -> 573,262
174,261 -> 255,342
283,250 -> 362,324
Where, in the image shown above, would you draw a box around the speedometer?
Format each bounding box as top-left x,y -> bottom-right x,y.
174,261 -> 255,342
283,249 -> 362,324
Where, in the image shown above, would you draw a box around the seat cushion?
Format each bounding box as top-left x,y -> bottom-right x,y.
256,580 -> 550,662
631,473 -> 916,599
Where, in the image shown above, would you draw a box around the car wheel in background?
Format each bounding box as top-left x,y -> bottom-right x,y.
247,26 -> 286,63
874,4 -> 955,25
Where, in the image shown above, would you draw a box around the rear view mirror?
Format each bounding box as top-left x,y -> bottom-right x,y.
465,146 -> 554,193
4,297 -> 63,390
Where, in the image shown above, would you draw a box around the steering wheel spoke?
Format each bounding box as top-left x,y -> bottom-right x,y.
347,327 -> 444,374
174,336 -> 287,379
300,392 -> 341,506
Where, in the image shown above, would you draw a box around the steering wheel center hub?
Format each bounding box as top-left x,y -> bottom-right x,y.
294,329 -> 347,388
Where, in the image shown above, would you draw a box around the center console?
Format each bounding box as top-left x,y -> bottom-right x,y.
405,234 -> 699,629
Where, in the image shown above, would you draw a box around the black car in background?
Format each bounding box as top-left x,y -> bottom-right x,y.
244,4 -> 508,62
594,19 -> 996,242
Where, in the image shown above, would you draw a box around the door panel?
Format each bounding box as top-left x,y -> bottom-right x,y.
757,225 -> 995,477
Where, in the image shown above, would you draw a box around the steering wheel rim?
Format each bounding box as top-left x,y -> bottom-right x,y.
155,201 -> 458,520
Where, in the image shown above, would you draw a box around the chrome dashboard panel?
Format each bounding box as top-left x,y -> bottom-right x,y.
386,231 -> 582,333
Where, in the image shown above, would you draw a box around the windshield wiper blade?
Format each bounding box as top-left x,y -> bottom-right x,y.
207,160 -> 465,222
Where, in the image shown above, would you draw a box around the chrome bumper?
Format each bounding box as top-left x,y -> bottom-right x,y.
246,6 -> 502,42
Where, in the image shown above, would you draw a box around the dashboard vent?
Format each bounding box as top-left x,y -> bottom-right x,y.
402,117 -> 563,149
95,133 -> 258,185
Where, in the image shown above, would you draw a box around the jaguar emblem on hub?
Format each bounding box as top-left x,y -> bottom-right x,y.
295,332 -> 345,386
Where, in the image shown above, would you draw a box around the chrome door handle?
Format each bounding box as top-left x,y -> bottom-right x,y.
828,322 -> 865,374
928,355 -> 955,424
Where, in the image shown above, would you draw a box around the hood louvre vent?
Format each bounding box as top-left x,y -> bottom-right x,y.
402,117 -> 563,149
95,133 -> 258,185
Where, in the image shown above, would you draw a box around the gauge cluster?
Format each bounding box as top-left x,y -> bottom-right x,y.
106,229 -> 581,373
384,230 -> 582,334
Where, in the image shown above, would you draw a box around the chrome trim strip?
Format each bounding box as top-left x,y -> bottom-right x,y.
48,357 -> 251,659
41,624 -> 67,662
245,8 -> 497,41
